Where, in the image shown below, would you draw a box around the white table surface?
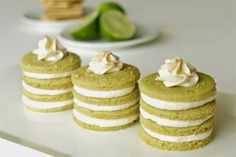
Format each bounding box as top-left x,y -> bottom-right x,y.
0,0 -> 235,156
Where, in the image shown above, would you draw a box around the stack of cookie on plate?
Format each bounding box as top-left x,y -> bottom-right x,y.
72,51 -> 140,131
139,57 -> 217,151
41,0 -> 84,20
20,36 -> 81,112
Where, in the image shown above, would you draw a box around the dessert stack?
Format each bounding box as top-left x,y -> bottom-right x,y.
41,0 -> 84,20
72,51 -> 140,131
20,36 -> 81,112
139,57 -> 217,151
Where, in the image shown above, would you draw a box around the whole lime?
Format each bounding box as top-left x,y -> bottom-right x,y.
71,11 -> 99,40
98,2 -> 126,14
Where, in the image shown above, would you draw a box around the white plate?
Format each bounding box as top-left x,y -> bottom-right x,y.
0,65 -> 236,157
59,23 -> 160,50
21,9 -> 91,33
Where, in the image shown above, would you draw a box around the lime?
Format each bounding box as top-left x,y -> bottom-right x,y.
71,11 -> 99,40
98,2 -> 125,14
99,10 -> 136,41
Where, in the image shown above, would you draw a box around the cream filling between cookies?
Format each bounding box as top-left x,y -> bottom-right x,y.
23,70 -> 77,79
140,108 -> 214,127
74,85 -> 135,98
73,109 -> 139,127
141,92 -> 216,110
143,126 -> 213,143
22,95 -> 73,109
22,81 -> 73,95
74,97 -> 139,111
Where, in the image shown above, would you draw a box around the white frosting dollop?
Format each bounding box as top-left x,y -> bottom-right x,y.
156,57 -> 199,87
33,36 -> 67,62
87,51 -> 123,75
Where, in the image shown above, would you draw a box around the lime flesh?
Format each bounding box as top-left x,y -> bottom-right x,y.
100,10 -> 135,41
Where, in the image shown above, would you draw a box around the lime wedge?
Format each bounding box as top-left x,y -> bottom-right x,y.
98,2 -> 125,14
71,11 -> 99,40
99,10 -> 136,41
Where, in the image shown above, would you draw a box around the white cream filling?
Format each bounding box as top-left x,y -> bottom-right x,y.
140,108 -> 214,127
143,126 -> 213,143
74,97 -> 139,111
22,81 -> 73,95
22,70 -> 76,79
74,85 -> 135,98
22,95 -> 73,109
73,109 -> 139,127
141,92 -> 216,110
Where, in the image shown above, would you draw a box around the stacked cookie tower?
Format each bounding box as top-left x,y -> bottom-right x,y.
20,36 -> 81,112
41,0 -> 84,20
139,57 -> 217,151
72,51 -> 140,131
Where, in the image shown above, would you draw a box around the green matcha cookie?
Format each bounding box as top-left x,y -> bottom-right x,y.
26,105 -> 73,113
139,126 -> 214,151
20,52 -> 81,74
139,72 -> 216,102
74,117 -> 138,131
140,99 -> 216,120
73,86 -> 139,106
23,90 -> 73,102
72,64 -> 140,90
140,115 -> 213,136
23,76 -> 73,90
74,103 -> 139,119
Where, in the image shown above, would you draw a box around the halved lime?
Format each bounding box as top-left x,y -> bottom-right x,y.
99,10 -> 136,41
98,2 -> 125,14
71,11 -> 99,40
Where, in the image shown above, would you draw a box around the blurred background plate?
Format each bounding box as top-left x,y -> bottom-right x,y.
59,23 -> 160,50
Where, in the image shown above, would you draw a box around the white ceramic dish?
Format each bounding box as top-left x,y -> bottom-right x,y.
59,23 -> 160,50
21,9 -> 91,33
0,65 -> 235,157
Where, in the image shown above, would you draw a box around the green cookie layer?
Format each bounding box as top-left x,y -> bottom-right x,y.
73,86 -> 139,106
140,99 -> 216,120
23,76 -> 73,90
72,64 -> 140,90
139,72 -> 216,102
26,104 -> 73,113
74,103 -> 139,119
73,117 -> 138,131
140,115 -> 213,136
23,90 -> 73,102
139,126 -> 214,151
20,52 -> 81,74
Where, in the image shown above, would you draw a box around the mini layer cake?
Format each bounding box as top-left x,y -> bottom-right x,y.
20,36 -> 81,112
139,57 -> 217,151
72,51 -> 140,131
